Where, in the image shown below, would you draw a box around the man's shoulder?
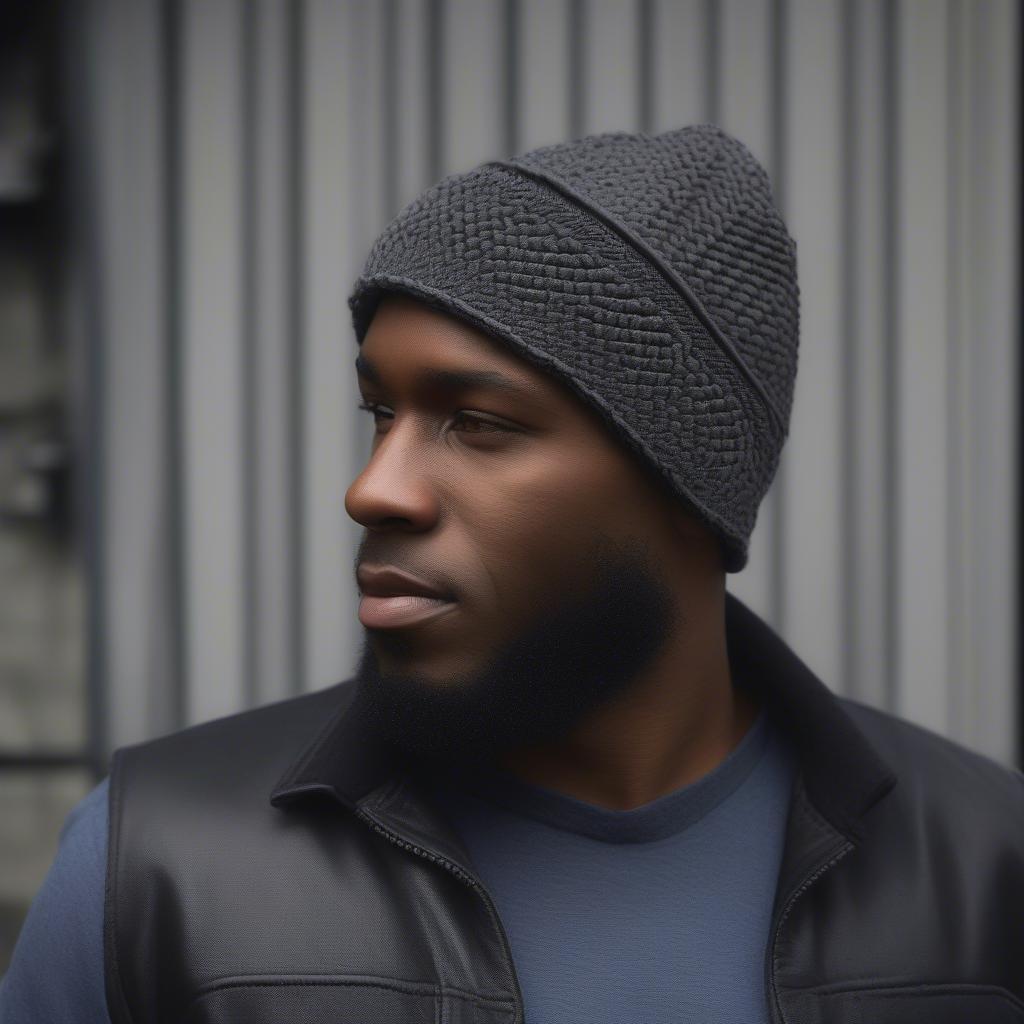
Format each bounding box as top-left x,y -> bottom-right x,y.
0,777 -> 111,1023
838,695 -> 1024,826
112,679 -> 358,797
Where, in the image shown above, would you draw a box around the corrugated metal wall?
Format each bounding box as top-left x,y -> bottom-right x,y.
69,0 -> 1020,767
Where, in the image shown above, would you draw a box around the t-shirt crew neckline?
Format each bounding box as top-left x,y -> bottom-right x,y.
426,705 -> 770,845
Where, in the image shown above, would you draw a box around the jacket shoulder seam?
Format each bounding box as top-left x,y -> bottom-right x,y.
103,749 -> 137,1024
839,698 -> 1024,786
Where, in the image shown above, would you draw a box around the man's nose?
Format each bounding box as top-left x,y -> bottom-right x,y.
344,423 -> 441,529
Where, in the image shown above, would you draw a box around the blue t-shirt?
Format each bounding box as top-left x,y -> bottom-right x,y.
426,706 -> 797,1023
0,707 -> 796,1023
0,775 -> 110,1021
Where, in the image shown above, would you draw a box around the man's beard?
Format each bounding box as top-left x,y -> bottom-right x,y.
348,534 -> 680,771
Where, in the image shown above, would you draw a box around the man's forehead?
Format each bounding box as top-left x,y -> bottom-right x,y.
357,293 -> 559,399
354,351 -> 539,404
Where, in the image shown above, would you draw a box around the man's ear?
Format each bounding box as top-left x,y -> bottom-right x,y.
664,497 -> 703,542
665,501 -> 726,572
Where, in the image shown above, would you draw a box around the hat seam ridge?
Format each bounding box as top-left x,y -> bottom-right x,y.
481,158 -> 787,438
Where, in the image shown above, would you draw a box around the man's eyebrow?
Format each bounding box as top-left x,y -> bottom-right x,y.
354,353 -> 534,398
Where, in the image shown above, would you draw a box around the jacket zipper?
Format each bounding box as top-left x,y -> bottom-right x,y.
355,804 -> 527,1024
358,796 -> 854,1024
767,838 -> 854,1024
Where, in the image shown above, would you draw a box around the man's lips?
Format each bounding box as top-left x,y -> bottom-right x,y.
358,594 -> 457,629
355,563 -> 459,629
356,564 -> 454,601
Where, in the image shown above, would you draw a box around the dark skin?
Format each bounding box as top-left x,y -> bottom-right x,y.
345,294 -> 760,812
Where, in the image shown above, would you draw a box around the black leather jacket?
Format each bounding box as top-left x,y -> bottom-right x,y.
104,593 -> 1024,1023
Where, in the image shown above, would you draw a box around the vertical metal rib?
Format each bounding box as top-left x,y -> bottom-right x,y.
162,0 -> 187,730
503,0 -> 520,158
706,0 -> 720,125
945,0 -> 964,739
637,0 -> 654,133
381,0 -> 398,220
286,0 -> 307,696
568,0 -> 584,138
840,0 -> 858,699
881,0 -> 899,715
426,0 -> 443,182
1015,3 -> 1024,769
65,0 -> 109,778
241,0 -> 258,710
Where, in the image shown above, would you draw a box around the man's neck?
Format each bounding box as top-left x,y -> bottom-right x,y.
494,598 -> 760,811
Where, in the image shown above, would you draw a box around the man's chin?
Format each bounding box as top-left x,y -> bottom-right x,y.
348,533 -> 678,770
349,648 -> 510,766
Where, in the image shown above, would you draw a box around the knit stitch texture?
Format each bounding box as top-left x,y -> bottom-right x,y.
348,124 -> 801,573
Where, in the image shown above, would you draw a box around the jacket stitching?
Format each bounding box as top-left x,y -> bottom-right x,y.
182,975 -> 515,1016
790,980 -> 1023,1009
796,979 -> 1019,995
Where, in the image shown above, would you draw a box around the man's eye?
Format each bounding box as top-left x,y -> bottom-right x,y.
356,402 -> 514,434
451,410 -> 515,434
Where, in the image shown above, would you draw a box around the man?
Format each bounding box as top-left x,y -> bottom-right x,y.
2,125 -> 1022,1023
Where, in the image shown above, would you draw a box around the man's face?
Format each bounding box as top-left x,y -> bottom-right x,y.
344,294 -> 713,769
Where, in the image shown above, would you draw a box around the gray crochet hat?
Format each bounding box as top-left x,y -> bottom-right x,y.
347,124 -> 800,573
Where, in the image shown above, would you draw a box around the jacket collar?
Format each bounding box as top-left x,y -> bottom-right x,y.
270,591 -> 898,843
